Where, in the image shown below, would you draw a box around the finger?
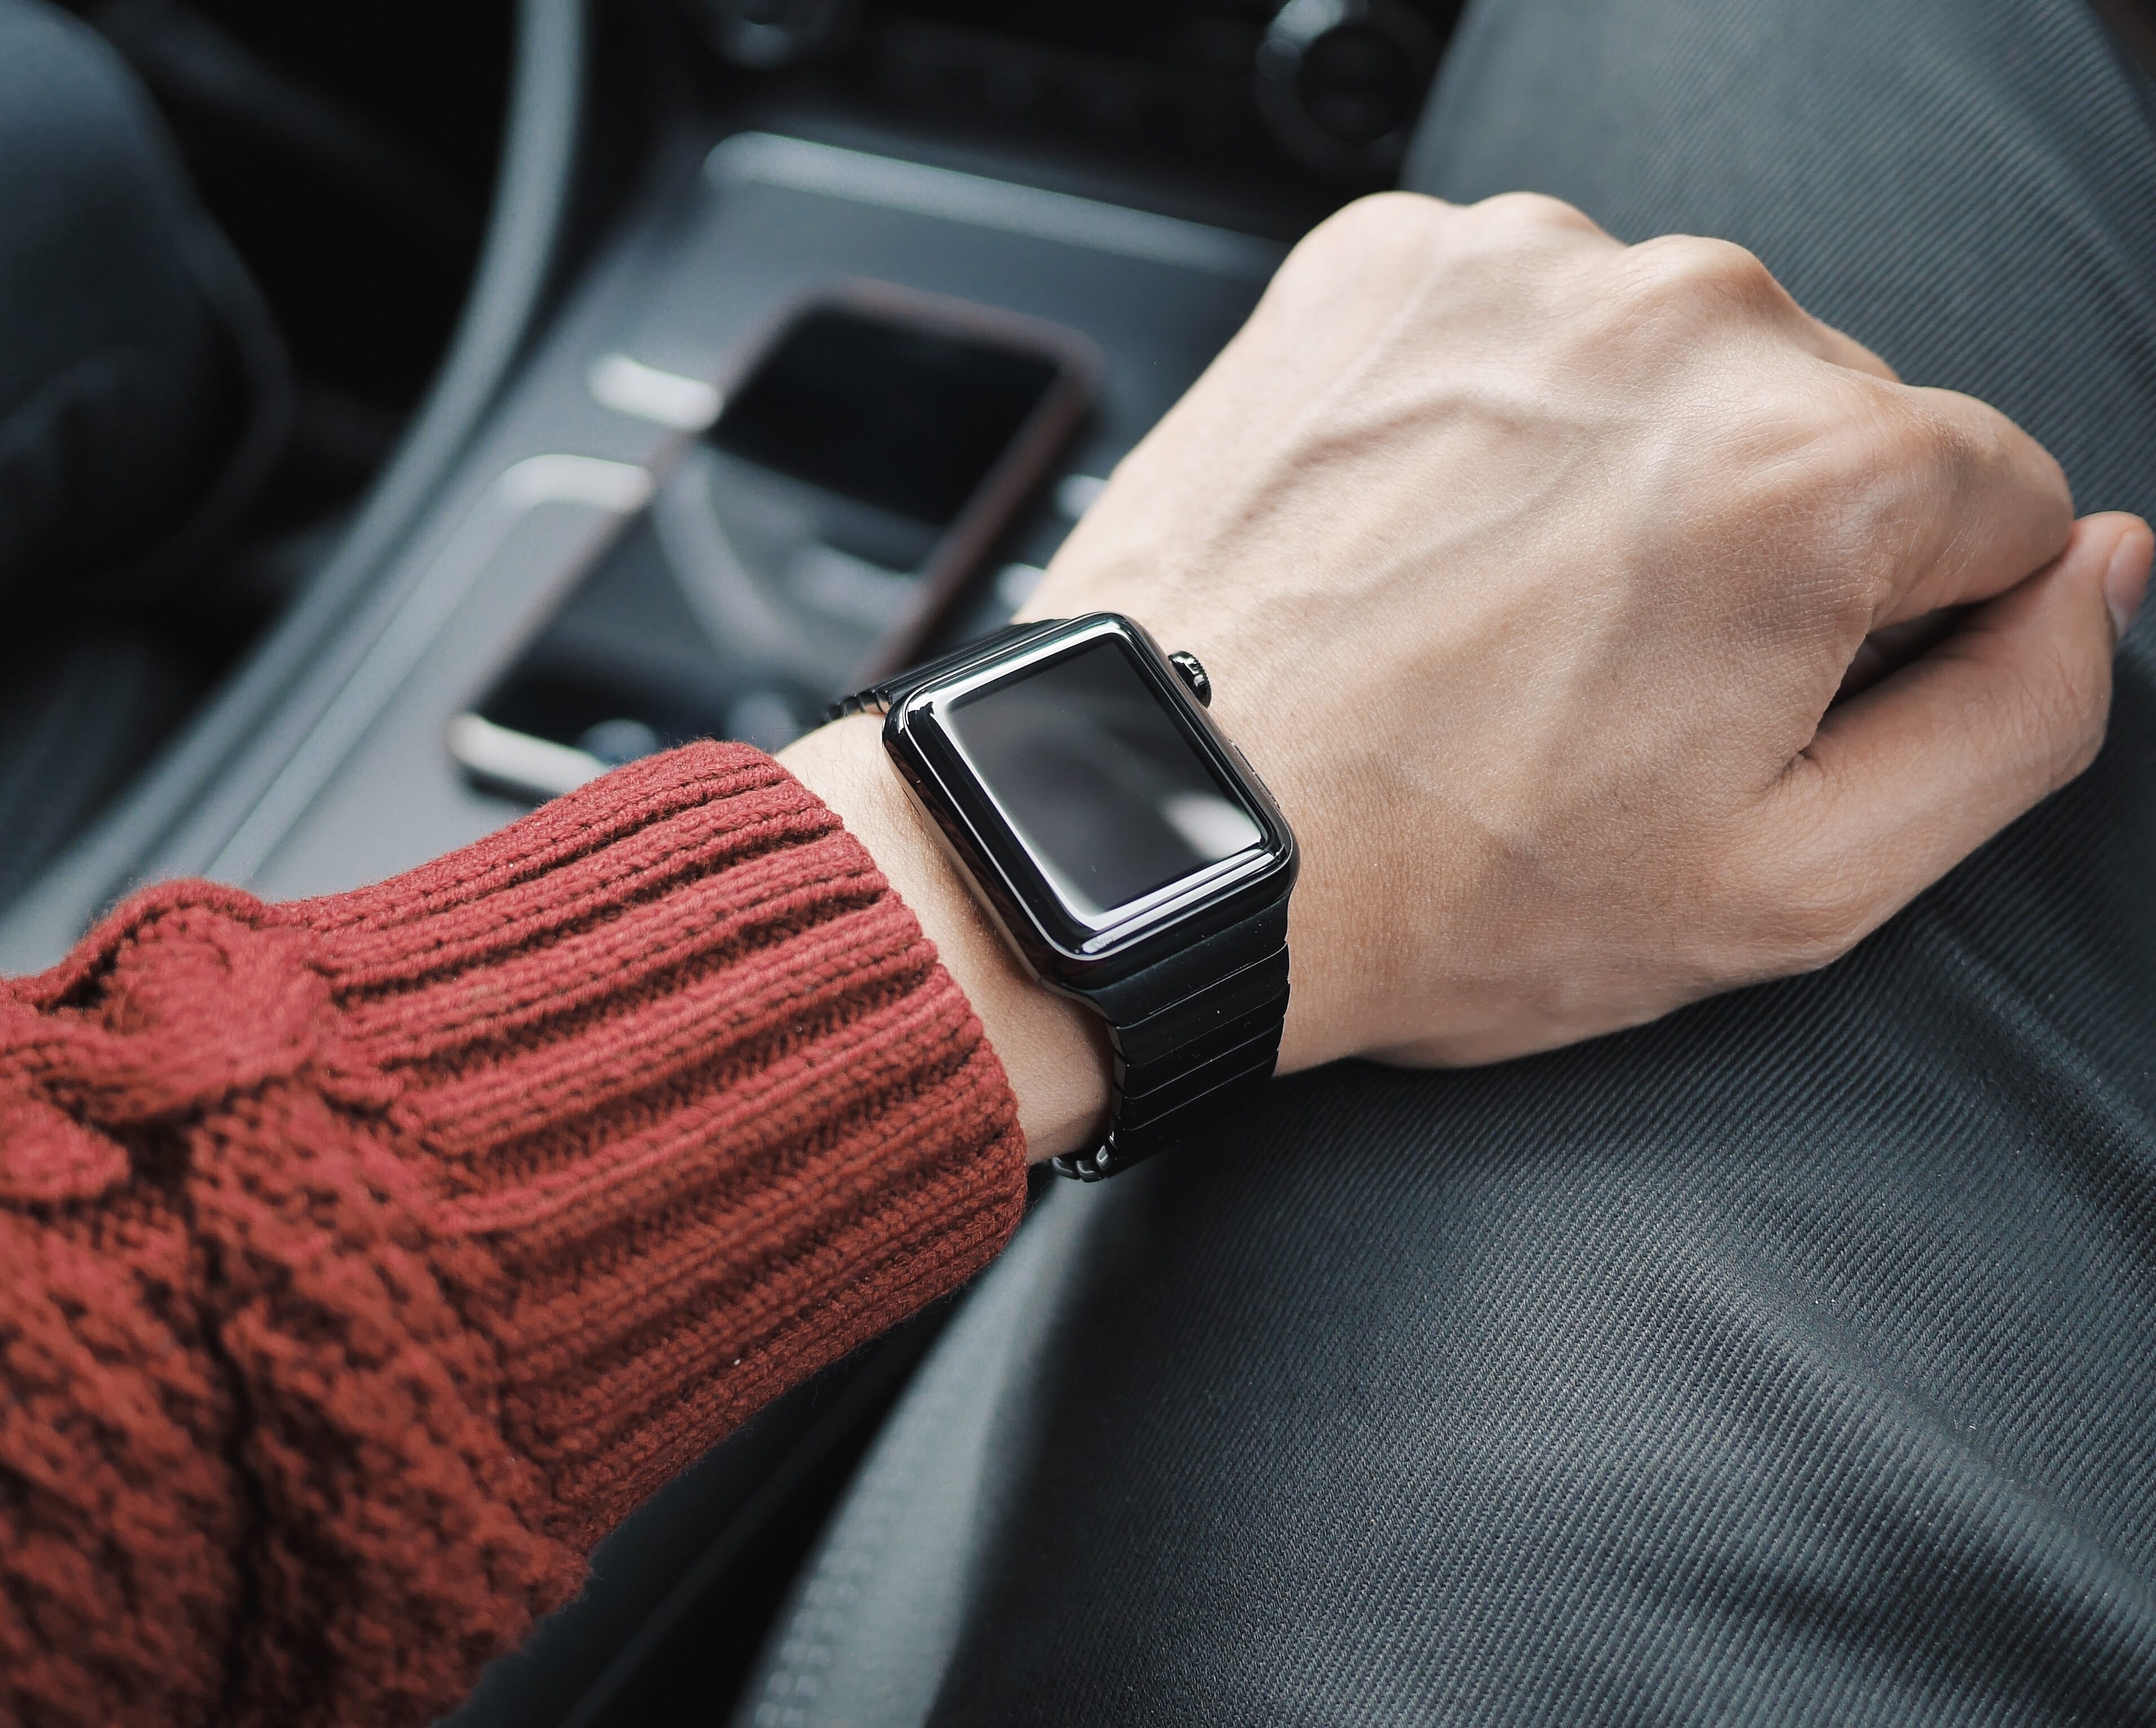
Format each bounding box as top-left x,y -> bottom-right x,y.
1837,608 -> 1964,701
1468,189 -> 1619,243
1865,383 -> 2075,629
1630,232 -> 1898,379
1768,513 -> 2151,954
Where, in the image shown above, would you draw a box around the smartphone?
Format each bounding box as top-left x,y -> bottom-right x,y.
453,284 -> 1099,804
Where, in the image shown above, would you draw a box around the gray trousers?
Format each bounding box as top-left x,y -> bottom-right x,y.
740,1 -> 2156,1722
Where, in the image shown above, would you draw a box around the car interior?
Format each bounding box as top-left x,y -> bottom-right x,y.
0,3 -> 1465,1722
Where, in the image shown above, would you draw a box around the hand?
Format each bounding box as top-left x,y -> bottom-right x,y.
789,191 -> 2153,1156
1023,192 -> 2154,1072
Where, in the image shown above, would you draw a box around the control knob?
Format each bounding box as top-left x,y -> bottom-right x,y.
1256,0 -> 1444,176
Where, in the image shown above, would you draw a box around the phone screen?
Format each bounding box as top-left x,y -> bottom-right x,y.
713,307 -> 1062,526
460,297 -> 1084,804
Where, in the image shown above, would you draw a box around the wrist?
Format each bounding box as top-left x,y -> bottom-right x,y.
779,715 -> 1111,1163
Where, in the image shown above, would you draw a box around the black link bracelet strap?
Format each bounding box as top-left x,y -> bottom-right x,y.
1050,934 -> 1290,1183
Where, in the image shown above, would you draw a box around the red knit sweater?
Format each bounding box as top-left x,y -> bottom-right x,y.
0,742 -> 1028,1728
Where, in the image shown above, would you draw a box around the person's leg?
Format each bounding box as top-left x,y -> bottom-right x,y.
1406,0 -> 2156,520
0,0 -> 284,603
737,3 -> 2156,1724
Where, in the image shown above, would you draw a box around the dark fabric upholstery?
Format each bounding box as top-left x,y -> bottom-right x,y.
893,0 -> 2156,1721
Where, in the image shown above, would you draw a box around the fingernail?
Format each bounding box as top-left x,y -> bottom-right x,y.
2106,523 -> 2155,647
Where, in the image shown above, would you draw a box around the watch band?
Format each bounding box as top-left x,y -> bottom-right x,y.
1054,904 -> 1288,1180
832,619 -> 1290,1182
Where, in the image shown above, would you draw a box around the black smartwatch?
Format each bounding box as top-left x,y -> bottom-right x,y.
832,614 -> 1297,1181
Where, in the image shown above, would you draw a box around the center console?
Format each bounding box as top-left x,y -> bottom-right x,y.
228,126 -> 1292,901
685,0 -> 1461,180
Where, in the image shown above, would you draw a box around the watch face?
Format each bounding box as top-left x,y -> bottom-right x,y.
891,617 -> 1291,963
946,637 -> 1264,919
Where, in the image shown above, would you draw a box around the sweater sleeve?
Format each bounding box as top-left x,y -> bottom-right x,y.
0,741 -> 1028,1728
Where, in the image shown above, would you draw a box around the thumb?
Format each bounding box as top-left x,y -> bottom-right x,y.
1767,512 -> 2153,944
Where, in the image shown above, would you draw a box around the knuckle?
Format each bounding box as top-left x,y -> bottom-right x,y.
1901,397 -> 1993,504
1819,391 -> 1937,599
1791,368 -> 1904,475
1716,375 -> 1915,627
1898,395 -> 2067,540
1626,233 -> 1785,312
1305,189 -> 1444,254
1751,376 -> 1973,631
1469,189 -> 1600,235
1278,191 -> 1447,292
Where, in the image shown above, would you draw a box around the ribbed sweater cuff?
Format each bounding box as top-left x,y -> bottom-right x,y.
294,740 -> 1031,1541
1,740 -> 1025,1728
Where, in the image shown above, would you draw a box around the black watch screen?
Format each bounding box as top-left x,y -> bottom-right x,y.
943,638 -> 1266,923
882,615 -> 1293,973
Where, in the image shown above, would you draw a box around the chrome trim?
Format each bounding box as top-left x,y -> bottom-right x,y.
587,352 -> 724,430
445,712 -> 609,802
